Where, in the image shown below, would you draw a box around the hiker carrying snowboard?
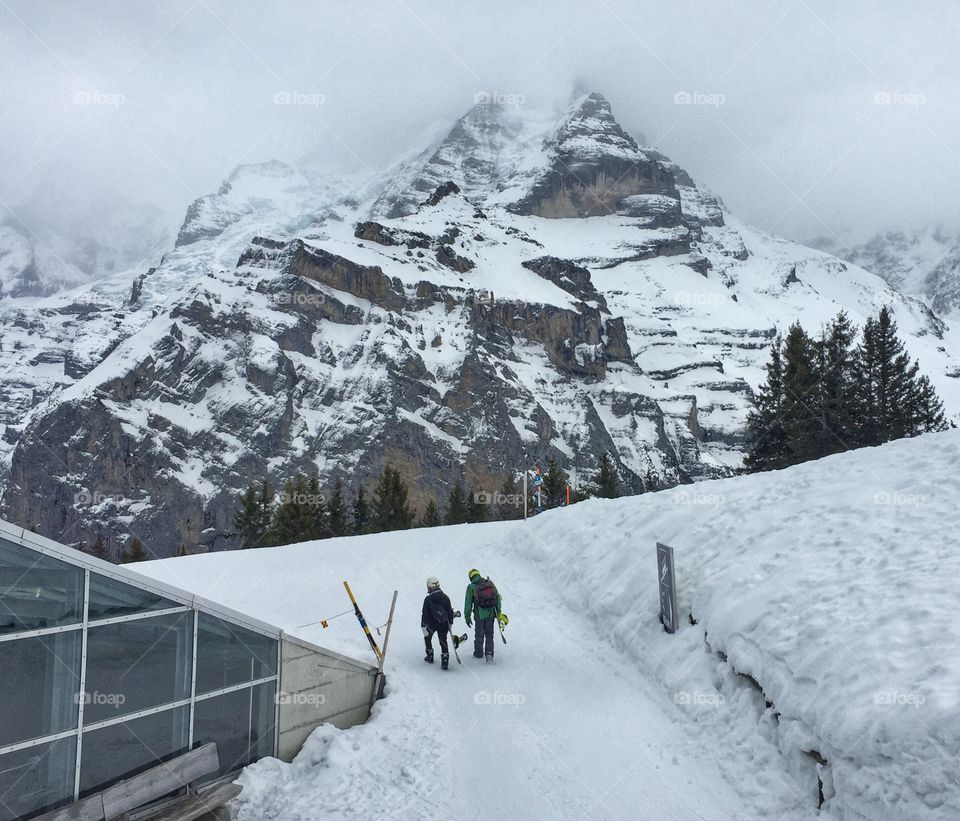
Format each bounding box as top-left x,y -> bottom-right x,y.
464,569 -> 502,661
422,576 -> 456,669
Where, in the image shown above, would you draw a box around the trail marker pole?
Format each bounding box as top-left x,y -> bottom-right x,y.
656,543 -> 679,634
372,590 -> 398,704
523,471 -> 528,520
344,580 -> 383,663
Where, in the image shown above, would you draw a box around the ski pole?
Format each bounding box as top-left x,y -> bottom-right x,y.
497,616 -> 507,644
344,580 -> 383,663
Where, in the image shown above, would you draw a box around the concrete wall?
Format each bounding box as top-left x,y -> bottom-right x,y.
276,635 -> 380,761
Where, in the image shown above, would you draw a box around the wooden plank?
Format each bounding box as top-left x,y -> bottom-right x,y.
31,793 -> 105,821
101,743 -> 220,819
142,783 -> 242,821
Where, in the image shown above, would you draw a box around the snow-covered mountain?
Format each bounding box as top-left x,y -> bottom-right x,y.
0,224 -> 91,298
3,92 -> 960,557
813,225 -> 960,317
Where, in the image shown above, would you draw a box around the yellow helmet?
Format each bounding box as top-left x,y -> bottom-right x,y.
468,568 -> 480,580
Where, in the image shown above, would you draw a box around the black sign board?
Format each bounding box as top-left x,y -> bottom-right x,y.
657,542 -> 679,634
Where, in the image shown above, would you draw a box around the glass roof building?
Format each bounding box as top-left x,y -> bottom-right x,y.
0,520 -> 378,820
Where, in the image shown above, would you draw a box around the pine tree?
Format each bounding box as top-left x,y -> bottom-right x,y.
744,335 -> 791,472
420,499 -> 441,527
352,486 -> 369,535
89,534 -> 111,561
594,452 -> 618,498
326,478 -> 348,537
780,322 -> 821,462
269,475 -> 315,545
542,457 -> 566,508
257,480 -> 274,544
370,466 -> 415,532
121,538 -> 147,563
495,475 -> 522,520
306,474 -> 328,539
467,487 -> 488,523
813,312 -> 857,457
234,482 -> 264,548
445,483 -> 470,525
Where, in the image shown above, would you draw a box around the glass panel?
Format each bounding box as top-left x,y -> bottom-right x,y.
87,572 -> 179,621
0,736 -> 76,821
84,612 -> 192,723
195,613 -> 277,695
79,706 -> 189,797
0,536 -> 84,634
0,632 -> 81,747
193,682 -> 276,778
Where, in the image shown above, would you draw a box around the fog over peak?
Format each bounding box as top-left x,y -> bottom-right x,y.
2,0 -> 959,257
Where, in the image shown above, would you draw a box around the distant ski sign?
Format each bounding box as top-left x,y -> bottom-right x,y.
656,542 -> 679,634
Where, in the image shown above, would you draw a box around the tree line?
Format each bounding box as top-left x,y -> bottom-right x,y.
745,307 -> 947,472
233,453 -> 626,548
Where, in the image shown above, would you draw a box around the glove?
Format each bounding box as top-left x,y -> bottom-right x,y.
454,610 -> 461,619
498,612 -> 509,628
465,615 -> 472,628
422,626 -> 430,637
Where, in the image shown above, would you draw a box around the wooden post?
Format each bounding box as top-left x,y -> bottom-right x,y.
372,590 -> 398,706
523,471 -> 528,520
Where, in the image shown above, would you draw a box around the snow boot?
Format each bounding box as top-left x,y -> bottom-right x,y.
425,648 -> 434,664
485,652 -> 494,663
441,653 -> 449,670
473,650 -> 483,659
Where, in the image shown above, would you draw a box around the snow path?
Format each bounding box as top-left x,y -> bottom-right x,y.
144,522 -> 813,820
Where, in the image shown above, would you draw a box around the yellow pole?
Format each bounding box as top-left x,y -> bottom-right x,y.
344,580 -> 383,663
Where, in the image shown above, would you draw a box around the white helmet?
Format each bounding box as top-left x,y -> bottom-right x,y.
426,576 -> 440,590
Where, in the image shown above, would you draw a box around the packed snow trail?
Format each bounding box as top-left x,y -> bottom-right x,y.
143,522 -> 816,820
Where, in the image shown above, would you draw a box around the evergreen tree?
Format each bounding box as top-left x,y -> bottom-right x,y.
780,322 -> 821,462
542,457 -> 566,508
745,335 -> 790,472
813,312 -> 857,458
420,499 -> 441,528
445,483 -> 470,525
495,475 -> 522,520
594,452 -> 618,498
89,534 -> 111,561
370,466 -> 415,532
306,474 -> 328,539
352,486 -> 369,535
234,482 -> 264,548
270,475 -> 315,545
256,480 -> 274,544
121,538 -> 147,563
467,487 -> 489,523
326,478 -> 348,537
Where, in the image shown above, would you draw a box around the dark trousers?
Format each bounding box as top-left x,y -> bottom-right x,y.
474,617 -> 495,657
425,625 -> 449,655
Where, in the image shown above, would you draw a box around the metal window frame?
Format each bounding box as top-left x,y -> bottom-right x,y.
0,518 -> 286,815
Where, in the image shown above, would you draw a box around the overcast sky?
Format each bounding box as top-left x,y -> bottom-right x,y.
2,0 -> 959,249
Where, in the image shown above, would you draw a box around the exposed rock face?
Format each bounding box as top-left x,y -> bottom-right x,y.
2,92 -> 958,558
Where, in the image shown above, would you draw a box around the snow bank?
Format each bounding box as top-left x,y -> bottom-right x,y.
140,430 -> 960,819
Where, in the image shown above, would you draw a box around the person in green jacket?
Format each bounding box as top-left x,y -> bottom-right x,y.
464,568 -> 502,661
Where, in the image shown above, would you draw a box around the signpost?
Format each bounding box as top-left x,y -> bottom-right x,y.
656,542 -> 679,634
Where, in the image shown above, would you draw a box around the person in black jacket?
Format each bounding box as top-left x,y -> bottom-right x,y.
422,576 -> 455,669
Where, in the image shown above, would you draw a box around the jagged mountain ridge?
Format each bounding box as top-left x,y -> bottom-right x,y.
3,92 -> 959,558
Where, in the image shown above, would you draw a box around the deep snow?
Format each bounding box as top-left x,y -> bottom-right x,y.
140,430 -> 960,820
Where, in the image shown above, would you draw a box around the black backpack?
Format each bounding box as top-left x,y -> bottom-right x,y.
474,578 -> 498,610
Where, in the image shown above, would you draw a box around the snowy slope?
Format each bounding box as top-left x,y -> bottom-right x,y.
141,429 -> 960,820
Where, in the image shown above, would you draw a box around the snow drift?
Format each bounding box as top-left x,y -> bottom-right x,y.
140,430 -> 960,820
